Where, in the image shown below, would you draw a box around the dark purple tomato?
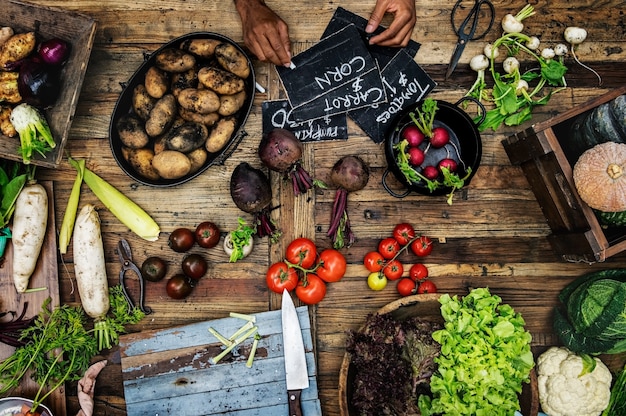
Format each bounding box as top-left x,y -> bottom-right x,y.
182,253 -> 208,280
141,256 -> 168,282
166,274 -> 194,299
195,221 -> 220,248
169,228 -> 195,252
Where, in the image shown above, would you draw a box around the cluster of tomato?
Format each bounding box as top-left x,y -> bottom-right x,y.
141,221 -> 221,300
266,237 -> 347,305
363,222 -> 437,296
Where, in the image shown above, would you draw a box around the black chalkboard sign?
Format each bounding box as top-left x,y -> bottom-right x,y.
349,49 -> 436,143
276,24 -> 386,121
322,7 -> 421,69
262,99 -> 349,142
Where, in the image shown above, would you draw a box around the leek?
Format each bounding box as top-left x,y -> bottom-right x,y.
68,157 -> 160,241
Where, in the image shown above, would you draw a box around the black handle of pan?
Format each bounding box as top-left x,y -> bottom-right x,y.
454,96 -> 487,126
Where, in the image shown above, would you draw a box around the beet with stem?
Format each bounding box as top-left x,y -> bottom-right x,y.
229,162 -> 279,240
258,128 -> 315,196
327,155 -> 370,249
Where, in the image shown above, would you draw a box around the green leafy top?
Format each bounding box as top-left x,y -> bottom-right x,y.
228,217 -> 256,262
409,98 -> 438,138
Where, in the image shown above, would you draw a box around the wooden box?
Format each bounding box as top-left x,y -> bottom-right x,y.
502,86 -> 626,262
1,0 -> 96,168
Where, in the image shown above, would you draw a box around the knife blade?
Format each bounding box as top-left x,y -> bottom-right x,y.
281,288 -> 309,416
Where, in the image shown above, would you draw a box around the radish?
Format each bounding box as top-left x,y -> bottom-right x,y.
430,127 -> 450,148
401,124 -> 424,147
422,165 -> 439,180
438,158 -> 458,173
408,147 -> 425,166
11,180 -> 48,293
73,204 -> 112,350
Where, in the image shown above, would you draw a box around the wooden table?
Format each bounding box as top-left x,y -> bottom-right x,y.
8,0 -> 626,414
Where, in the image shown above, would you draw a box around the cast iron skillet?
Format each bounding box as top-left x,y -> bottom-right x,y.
383,97 -> 484,198
108,32 -> 255,187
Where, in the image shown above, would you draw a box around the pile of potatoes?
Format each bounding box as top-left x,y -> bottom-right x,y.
117,38 -> 251,181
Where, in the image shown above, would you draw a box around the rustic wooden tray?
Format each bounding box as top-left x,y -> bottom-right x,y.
119,306 -> 322,415
0,0 -> 96,168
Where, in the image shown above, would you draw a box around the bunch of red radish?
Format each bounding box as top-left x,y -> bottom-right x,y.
401,123 -> 458,181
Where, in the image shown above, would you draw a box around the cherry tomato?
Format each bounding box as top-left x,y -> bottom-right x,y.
141,256 -> 168,282
296,274 -> 327,305
169,228 -> 195,252
363,251 -> 385,273
378,237 -> 400,260
383,259 -> 403,280
367,272 -> 388,291
285,237 -> 317,269
393,223 -> 416,246
266,261 -> 299,294
411,236 -> 433,257
417,279 -> 437,294
316,249 -> 347,283
195,221 -> 220,248
397,278 -> 416,296
181,253 -> 208,280
409,263 -> 429,281
166,274 -> 194,299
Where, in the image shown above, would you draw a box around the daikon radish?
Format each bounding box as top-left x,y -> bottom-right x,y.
11,180 -> 48,293
73,204 -> 112,350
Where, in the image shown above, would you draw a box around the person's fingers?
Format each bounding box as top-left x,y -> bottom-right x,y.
365,0 -> 388,34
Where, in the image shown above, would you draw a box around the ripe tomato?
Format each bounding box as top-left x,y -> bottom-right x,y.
141,256 -> 168,282
166,274 -> 194,299
285,237 -> 317,269
417,279 -> 437,294
296,274 -> 327,305
195,221 -> 220,248
266,262 -> 299,294
367,272 -> 388,291
409,263 -> 429,281
363,251 -> 385,273
316,249 -> 347,283
393,223 -> 416,245
182,253 -> 208,280
378,237 -> 400,259
169,228 -> 195,253
383,259 -> 403,280
397,278 -> 416,297
411,236 -> 433,257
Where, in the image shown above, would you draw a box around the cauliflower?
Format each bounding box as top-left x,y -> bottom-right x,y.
537,346 -> 612,416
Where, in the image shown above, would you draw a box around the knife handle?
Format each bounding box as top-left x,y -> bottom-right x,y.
287,389 -> 303,416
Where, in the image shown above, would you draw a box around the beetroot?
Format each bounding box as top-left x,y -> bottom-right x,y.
327,155 -> 370,249
258,128 -> 314,196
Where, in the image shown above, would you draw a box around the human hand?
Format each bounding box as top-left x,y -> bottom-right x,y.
234,0 -> 292,67
365,0 -> 417,47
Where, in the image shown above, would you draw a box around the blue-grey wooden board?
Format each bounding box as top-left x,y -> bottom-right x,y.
119,306 -> 321,416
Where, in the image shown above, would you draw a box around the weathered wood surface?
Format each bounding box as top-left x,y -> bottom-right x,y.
2,1 -> 626,415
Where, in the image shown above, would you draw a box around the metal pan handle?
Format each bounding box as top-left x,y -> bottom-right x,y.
382,169 -> 411,198
454,96 -> 486,126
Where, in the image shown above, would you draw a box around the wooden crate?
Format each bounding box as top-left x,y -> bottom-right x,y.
1,0 -> 96,168
502,86 -> 626,262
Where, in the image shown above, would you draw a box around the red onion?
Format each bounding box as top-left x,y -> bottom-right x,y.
38,38 -> 71,66
18,59 -> 61,108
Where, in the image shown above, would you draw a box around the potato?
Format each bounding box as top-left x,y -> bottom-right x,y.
215,42 -> 250,79
122,147 -> 160,181
0,32 -> 35,68
152,150 -> 192,179
144,66 -> 170,99
218,90 -> 247,116
153,135 -> 168,154
145,94 -> 177,137
198,66 -> 245,95
0,71 -> 21,103
171,68 -> 198,97
155,48 -> 196,73
206,116 -> 236,153
0,105 -> 17,137
180,38 -> 221,58
116,114 -> 150,149
178,107 -> 219,126
177,88 -> 220,115
187,147 -> 208,174
132,84 -> 157,120
0,27 -> 14,47
165,121 -> 208,153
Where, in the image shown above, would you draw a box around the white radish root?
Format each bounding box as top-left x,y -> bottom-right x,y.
11,181 -> 48,293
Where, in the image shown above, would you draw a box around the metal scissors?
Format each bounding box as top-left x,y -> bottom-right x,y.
117,239 -> 152,314
445,0 -> 495,79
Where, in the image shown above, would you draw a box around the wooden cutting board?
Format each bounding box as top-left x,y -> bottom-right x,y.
119,306 -> 322,415
0,181 -> 65,416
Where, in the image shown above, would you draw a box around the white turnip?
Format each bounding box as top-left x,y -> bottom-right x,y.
258,128 -> 314,196
327,155 -> 370,249
501,4 -> 535,34
564,26 -> 602,86
11,180 -> 48,293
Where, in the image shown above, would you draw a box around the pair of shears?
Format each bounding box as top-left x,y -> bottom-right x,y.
445,0 -> 495,80
117,238 -> 152,314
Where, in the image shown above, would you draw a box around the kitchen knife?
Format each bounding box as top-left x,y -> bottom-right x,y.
281,288 -> 309,416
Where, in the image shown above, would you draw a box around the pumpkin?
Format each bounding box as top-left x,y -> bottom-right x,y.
573,141 -> 626,212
